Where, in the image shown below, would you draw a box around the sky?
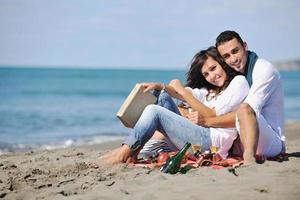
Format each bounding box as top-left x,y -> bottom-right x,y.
0,0 -> 300,69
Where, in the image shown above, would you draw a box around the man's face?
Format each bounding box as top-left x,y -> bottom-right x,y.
217,38 -> 248,74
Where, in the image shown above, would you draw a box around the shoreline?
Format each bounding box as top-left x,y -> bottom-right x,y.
0,121 -> 299,199
0,137 -> 125,156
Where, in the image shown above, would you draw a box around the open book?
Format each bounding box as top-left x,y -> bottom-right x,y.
116,83 -> 157,128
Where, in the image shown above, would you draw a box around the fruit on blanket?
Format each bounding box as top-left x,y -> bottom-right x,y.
157,152 -> 170,164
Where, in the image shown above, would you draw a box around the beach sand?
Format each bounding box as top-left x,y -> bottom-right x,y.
0,121 -> 299,200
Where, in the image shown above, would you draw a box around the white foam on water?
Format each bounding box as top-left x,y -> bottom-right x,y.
0,135 -> 125,155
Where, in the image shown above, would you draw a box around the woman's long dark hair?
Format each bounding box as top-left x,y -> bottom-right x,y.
186,46 -> 241,95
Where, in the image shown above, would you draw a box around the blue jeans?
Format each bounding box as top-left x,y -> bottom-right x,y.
123,91 -> 212,152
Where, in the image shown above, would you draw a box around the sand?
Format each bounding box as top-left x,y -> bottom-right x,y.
0,121 -> 299,200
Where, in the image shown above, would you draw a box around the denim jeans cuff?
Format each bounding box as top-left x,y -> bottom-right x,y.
123,135 -> 142,153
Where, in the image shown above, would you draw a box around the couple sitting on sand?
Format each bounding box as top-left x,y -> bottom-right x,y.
102,30 -> 286,168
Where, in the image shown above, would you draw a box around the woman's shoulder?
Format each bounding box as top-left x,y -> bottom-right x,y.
186,86 -> 208,93
226,75 -> 249,91
186,87 -> 208,100
231,75 -> 248,84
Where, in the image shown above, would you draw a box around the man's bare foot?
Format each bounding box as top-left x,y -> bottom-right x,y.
100,145 -> 133,166
243,151 -> 256,165
233,151 -> 257,168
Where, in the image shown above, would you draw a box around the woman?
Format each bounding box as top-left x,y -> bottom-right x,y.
103,46 -> 249,165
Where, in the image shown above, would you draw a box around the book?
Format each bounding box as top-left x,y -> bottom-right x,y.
116,83 -> 157,128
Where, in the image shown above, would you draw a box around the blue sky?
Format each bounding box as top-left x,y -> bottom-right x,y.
0,0 -> 300,69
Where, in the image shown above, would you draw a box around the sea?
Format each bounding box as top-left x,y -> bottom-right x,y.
0,67 -> 299,154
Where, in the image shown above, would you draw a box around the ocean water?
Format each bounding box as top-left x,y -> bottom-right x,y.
0,67 -> 299,153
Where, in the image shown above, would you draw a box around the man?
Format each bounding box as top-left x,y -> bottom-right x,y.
201,30 -> 285,166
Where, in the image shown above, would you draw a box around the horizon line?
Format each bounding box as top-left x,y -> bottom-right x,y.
0,64 -> 188,71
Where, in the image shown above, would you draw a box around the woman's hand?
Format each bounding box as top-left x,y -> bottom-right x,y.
187,111 -> 208,127
178,106 -> 190,118
169,79 -> 186,96
142,82 -> 163,93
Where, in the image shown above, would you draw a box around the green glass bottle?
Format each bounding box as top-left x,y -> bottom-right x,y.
160,142 -> 191,174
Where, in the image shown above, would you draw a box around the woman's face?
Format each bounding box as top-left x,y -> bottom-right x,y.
201,56 -> 227,87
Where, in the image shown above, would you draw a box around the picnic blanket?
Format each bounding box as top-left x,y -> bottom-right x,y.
129,152 -> 288,171
129,152 -> 242,170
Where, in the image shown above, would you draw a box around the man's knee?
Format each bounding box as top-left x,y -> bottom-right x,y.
237,103 -> 256,119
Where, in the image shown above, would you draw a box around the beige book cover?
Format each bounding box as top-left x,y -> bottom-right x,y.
116,83 -> 157,128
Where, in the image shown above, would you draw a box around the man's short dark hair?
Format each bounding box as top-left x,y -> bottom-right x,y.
215,30 -> 244,47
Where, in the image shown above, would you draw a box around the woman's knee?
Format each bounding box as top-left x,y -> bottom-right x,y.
237,103 -> 256,119
137,104 -> 161,126
144,104 -> 161,116
143,104 -> 171,123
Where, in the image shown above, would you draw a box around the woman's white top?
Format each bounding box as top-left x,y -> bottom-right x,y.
187,75 -> 249,158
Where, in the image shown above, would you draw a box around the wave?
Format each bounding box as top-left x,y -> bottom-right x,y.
1,89 -> 130,98
0,135 -> 125,155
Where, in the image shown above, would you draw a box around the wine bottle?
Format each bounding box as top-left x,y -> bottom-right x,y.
160,142 -> 191,174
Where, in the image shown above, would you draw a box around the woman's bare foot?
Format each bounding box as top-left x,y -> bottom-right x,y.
100,147 -> 123,160
100,145 -> 133,166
